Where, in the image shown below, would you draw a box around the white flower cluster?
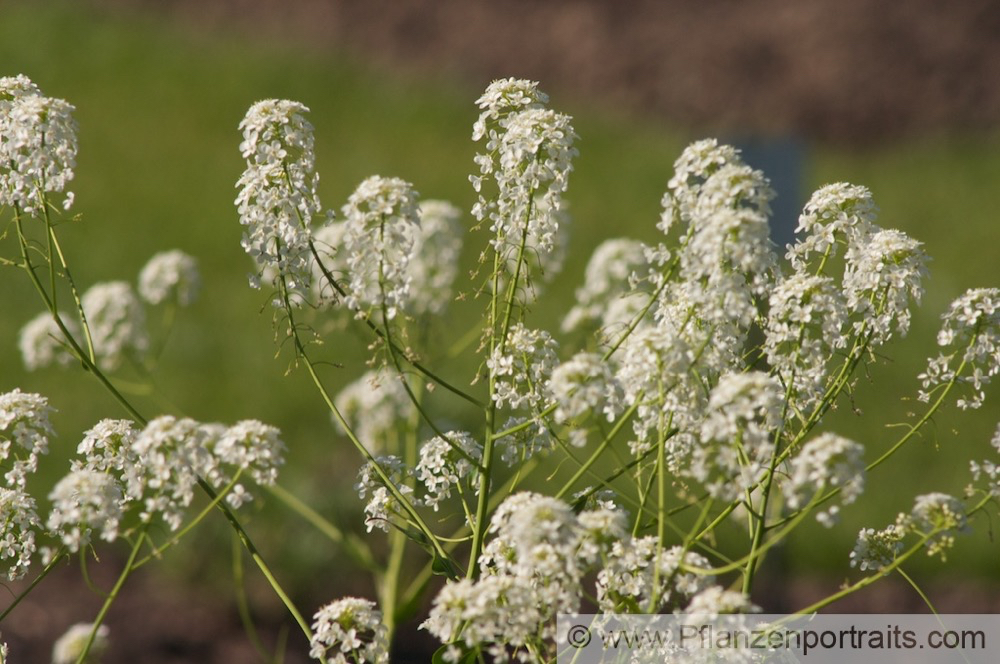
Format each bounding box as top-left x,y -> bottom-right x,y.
763,273 -> 847,409
309,597 -> 389,664
138,249 -> 201,306
334,371 -> 414,454
471,79 -> 577,289
0,75 -> 77,215
64,415 -> 284,537
616,322 -> 696,457
46,469 -> 124,552
906,492 -> 968,560
969,422 -> 1000,497
80,281 -> 149,371
1,389 -> 54,488
236,99 -> 322,296
843,229 -> 928,343
561,238 -> 649,334
786,432 -> 866,527
919,288 -> 1000,409
425,492 -> 626,660
488,323 -> 558,411
849,524 -> 905,572
547,352 -> 624,425
342,175 -> 420,320
422,575 -> 542,662
682,586 -> 760,621
596,536 -> 714,613
690,372 -> 783,501
787,183 -> 878,271
408,200 -> 464,315
416,431 -> 482,511
18,312 -> 80,371
851,492 -> 968,570
0,389 -> 53,579
355,455 -> 414,533
52,622 -> 110,664
493,416 -> 553,466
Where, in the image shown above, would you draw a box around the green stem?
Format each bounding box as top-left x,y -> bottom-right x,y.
75,529 -> 148,664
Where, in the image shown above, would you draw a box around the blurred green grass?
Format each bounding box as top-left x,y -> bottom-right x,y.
2,0 -> 999,589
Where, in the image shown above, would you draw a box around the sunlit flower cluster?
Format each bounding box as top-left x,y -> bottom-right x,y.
80,281 -> 149,371
407,200 -> 464,315
547,352 -> 623,425
0,75 -> 77,215
919,288 -> 1000,409
309,597 -> 389,664
488,323 -> 559,411
138,249 -> 202,306
471,79 -> 577,290
334,371 -> 414,454
561,238 -> 649,334
341,175 -> 420,320
236,99 -> 322,296
417,431 -> 482,511
786,432 -> 866,527
18,312 -> 80,371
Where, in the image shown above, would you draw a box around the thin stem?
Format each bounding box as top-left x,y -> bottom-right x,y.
75,529 -> 148,664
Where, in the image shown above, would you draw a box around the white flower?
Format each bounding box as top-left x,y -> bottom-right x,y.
74,419 -> 140,478
472,78 -> 549,142
46,469 -> 125,552
787,182 -> 878,271
683,586 -> 759,620
129,416 -> 213,530
137,249 -> 201,306
309,597 -> 389,663
969,422 -> 1000,497
908,492 -> 968,560
493,416 -> 553,466
421,576 -> 543,658
547,352 -> 623,424
355,455 -> 415,533
849,525 -> 904,571
0,388 -> 54,488
416,431 -> 481,511
487,323 -> 559,411
207,420 -> 286,508
407,200 -> 463,315
0,82 -> 77,215
616,322 -> 697,457
660,138 -> 741,235
0,485 -> 41,580
786,433 -> 866,527
918,288 -> 1000,410
235,99 -> 321,298
596,536 -> 714,613
472,80 -> 577,293
80,281 -> 149,371
334,371 -> 414,454
844,228 -> 928,344
764,273 -> 847,410
562,238 -> 650,334
341,175 -> 420,320
691,372 -> 783,501
52,622 -> 110,664
18,312 -> 80,371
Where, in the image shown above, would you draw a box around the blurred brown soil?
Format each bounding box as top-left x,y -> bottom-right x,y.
100,0 -> 1000,145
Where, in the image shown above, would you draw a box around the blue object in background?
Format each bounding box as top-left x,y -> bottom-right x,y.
732,136 -> 806,250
